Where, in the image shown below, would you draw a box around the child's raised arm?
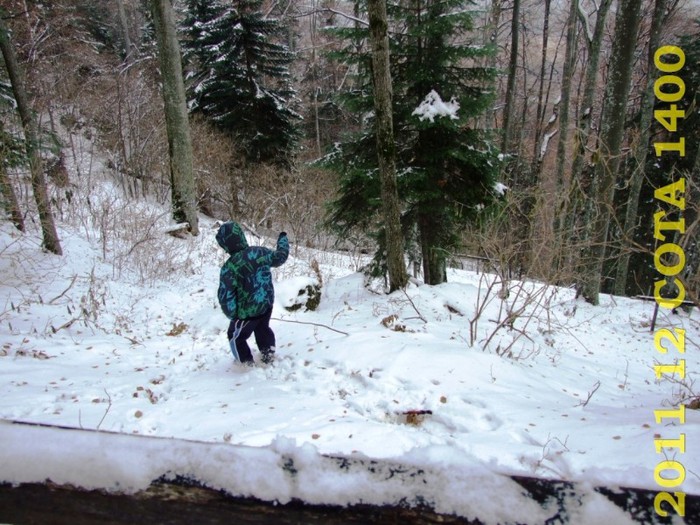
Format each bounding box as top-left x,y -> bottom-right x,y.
270,232 -> 289,268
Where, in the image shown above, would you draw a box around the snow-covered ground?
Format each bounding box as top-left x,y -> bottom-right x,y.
1,213 -> 698,523
0,133 -> 698,523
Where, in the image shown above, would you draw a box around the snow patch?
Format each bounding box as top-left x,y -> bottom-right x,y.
494,182 -> 509,196
412,90 -> 460,122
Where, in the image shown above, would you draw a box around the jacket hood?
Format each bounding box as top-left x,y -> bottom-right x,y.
216,221 -> 249,255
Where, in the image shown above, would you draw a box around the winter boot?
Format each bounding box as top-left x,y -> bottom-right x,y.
260,347 -> 276,365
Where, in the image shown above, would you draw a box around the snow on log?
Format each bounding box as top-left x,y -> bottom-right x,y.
0,419 -> 695,524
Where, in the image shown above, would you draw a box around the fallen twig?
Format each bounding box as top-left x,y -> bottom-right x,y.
97,389 -> 112,430
49,275 -> 78,304
401,289 -> 427,323
272,317 -> 349,336
51,317 -> 80,333
576,380 -> 601,408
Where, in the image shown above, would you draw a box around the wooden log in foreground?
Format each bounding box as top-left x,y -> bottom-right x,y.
1,419 -> 698,524
0,480 -> 472,525
1,474 -> 698,524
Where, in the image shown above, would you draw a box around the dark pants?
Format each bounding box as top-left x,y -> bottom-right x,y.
227,308 -> 275,363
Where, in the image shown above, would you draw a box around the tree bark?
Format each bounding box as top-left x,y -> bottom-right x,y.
309,0 -> 322,156
564,0 -> 612,212
0,15 -> 61,254
560,0 -> 612,271
548,0 -> 582,275
553,0 -> 579,194
531,0 -> 551,167
417,210 -> 447,285
367,0 -> 408,291
0,136 -> 24,232
501,0 -> 520,155
579,0 -> 643,304
117,0 -> 133,62
484,0 -> 502,131
150,0 -> 200,236
613,0 -> 669,295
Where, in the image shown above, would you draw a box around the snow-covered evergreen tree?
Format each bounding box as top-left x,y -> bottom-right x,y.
181,0 -> 300,168
324,0 -> 500,284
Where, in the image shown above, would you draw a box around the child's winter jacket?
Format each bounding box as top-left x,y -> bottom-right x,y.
216,221 -> 289,320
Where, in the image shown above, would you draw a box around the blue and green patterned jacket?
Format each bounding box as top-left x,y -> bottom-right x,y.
216,221 -> 289,320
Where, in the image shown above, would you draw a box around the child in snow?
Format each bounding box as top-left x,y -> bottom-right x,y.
216,221 -> 289,365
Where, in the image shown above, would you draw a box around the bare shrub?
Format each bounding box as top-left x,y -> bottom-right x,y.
462,190 -> 579,359
237,157 -> 337,252
104,200 -> 202,285
659,368 -> 699,410
463,185 -> 603,292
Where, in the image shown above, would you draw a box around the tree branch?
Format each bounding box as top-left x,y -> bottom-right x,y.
294,7 -> 368,27
576,0 -> 593,45
272,317 -> 349,336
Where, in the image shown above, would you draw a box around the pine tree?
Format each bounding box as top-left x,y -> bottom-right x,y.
325,0 -> 499,285
181,0 -> 300,168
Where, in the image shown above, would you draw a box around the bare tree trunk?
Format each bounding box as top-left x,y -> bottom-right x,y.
0,15 -> 62,254
579,0 -> 643,304
310,2 -> 322,156
559,0 -> 612,272
547,0 -> 582,277
0,136 -> 24,232
150,0 -> 200,236
367,0 -> 408,292
501,0 -> 520,155
417,209 -> 448,285
484,0 -> 502,130
117,0 -> 133,62
531,0 -> 552,167
564,0 -> 613,207
613,0 -> 669,295
553,0 -> 579,194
